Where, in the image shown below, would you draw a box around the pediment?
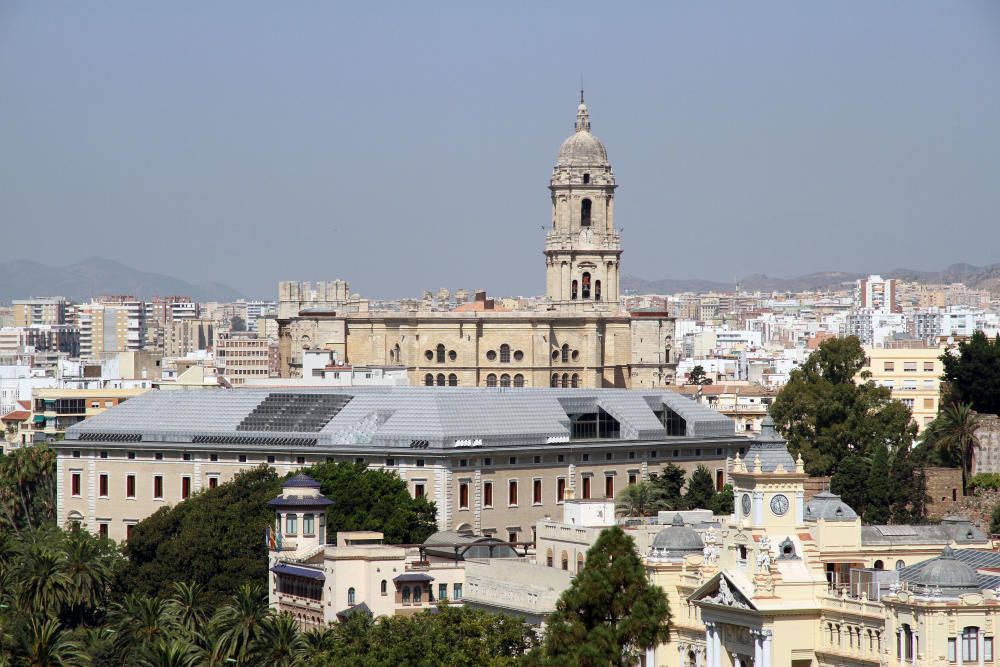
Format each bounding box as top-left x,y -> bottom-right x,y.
689,572 -> 758,611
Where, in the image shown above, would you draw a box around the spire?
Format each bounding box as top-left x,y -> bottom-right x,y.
575,92 -> 590,133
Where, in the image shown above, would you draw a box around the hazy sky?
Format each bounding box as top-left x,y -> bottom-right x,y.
2,2 -> 999,299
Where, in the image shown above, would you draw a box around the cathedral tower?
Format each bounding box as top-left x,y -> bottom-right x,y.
545,93 -> 622,309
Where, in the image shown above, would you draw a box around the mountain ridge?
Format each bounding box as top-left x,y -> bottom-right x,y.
0,257 -> 245,303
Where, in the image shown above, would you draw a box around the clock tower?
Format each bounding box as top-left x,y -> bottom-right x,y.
730,416 -> 807,532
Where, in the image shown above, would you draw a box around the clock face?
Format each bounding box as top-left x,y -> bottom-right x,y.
741,494 -> 752,516
770,494 -> 790,516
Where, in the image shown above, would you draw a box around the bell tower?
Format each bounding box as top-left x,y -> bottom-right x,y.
545,92 -> 622,309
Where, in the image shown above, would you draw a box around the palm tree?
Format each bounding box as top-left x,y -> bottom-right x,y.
211,584 -> 269,666
615,480 -> 668,517
302,625 -> 336,654
250,613 -> 307,667
933,402 -> 982,494
13,543 -> 71,618
110,594 -> 178,662
16,618 -> 86,667
62,529 -> 113,625
137,638 -> 201,667
165,582 -> 210,639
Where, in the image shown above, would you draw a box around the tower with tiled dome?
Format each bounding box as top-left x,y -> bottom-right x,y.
545,92 -> 622,309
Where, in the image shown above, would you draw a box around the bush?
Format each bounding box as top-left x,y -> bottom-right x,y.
968,473 -> 1000,495
990,502 -> 1000,536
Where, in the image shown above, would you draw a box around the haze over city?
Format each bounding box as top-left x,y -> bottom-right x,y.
2,2 -> 999,298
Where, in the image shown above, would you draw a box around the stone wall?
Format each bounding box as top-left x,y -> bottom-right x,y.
804,476 -> 832,501
924,466 -> 963,519
973,414 -> 1000,474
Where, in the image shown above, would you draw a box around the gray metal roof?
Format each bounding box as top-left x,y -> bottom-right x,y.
742,416 -> 796,473
861,517 -> 989,547
803,491 -> 858,522
900,548 -> 1000,594
64,387 -> 737,451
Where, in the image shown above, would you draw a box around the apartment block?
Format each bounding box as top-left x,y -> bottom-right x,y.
861,345 -> 945,431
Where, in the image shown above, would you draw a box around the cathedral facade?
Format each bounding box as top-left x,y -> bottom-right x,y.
277,96 -> 675,389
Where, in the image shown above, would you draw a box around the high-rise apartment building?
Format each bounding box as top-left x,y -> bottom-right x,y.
164,318 -> 215,358
860,344 -> 944,431
12,297 -> 71,327
78,297 -> 145,358
855,275 -> 900,313
215,330 -> 275,384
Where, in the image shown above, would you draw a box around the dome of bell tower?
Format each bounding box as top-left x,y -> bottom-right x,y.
555,93 -> 609,168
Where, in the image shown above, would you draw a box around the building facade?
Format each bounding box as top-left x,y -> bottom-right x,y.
860,345 -> 944,432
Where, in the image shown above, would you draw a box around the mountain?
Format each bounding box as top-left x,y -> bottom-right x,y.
0,257 -> 245,303
624,263 -> 1000,295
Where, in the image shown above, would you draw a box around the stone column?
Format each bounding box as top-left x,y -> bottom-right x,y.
795,489 -> 804,524
753,630 -> 763,667
980,630 -> 985,667
897,630 -> 903,664
713,625 -> 722,667
753,491 -> 764,527
762,630 -> 772,667
705,622 -> 714,667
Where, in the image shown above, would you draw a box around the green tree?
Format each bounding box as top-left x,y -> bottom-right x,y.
769,335 -> 917,475
888,447 -> 927,524
927,403 -> 982,494
538,526 -> 670,667
687,365 -> 712,385
649,463 -> 687,510
15,617 -> 87,667
684,465 -> 716,510
230,316 -> 247,332
708,484 -> 734,515
941,331 -> 1000,415
990,501 -> 1000,536
210,584 -> 269,666
250,613 -> 307,667
615,481 -> 667,517
863,442 -> 891,524
0,444 -> 56,536
830,456 -> 871,518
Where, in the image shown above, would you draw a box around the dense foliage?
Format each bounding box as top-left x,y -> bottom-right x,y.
968,473 -> 1000,494
770,336 -> 918,476
123,462 -> 438,605
940,331 -> 1000,416
621,464 -> 732,516
0,444 -> 56,535
921,403 -> 982,493
307,603 -> 537,666
534,526 -> 670,667
686,365 -> 713,385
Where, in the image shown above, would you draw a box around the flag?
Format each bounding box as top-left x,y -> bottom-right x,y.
276,529 -> 283,551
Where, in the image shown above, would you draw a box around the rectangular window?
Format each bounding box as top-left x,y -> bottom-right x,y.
210,454 -> 218,462
99,523 -> 108,538
533,479 -> 542,505
385,458 -> 395,467
126,524 -> 134,540
557,454 -> 565,463
484,457 -> 492,466
948,638 -> 957,662
533,455 -> 541,464
181,477 -> 191,499
903,361 -> 917,372
286,514 -> 297,535
606,452 -> 613,461
963,628 -> 978,661
438,584 -> 447,601
100,450 -> 108,459
183,453 -> 191,461
483,481 -> 493,508
460,459 -> 468,467
303,514 -> 315,536
923,361 -> 935,371
883,361 -> 895,372
356,457 -> 366,465
628,472 -> 637,486
508,531 -> 517,543
155,452 -> 163,460
650,450 -> 657,458
297,456 -> 305,465
71,472 -> 81,496
126,474 -> 136,498
128,451 -> 136,460
509,456 -> 517,465
557,477 -> 566,502
508,480 -> 518,506
208,476 -> 218,489
985,637 -> 993,661
416,459 -> 424,467
99,474 -> 109,497
923,398 -> 934,409
604,475 -> 614,499
153,476 -> 163,499
582,476 -> 592,499
239,455 -> 247,463
453,583 -> 462,600
459,482 -> 470,510
414,482 -> 425,499
267,455 -> 276,464
582,453 -> 590,462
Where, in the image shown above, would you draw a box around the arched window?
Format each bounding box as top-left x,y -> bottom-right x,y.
448,373 -> 458,387
561,373 -> 569,388
561,344 -> 569,363
388,349 -> 394,362
895,559 -> 905,570
424,374 -> 433,386
500,374 -> 511,388
577,553 -> 584,573
571,280 -> 578,300
394,343 -> 401,364
402,587 -> 411,603
571,373 -> 579,388
414,586 -> 422,603
582,272 -> 591,299
486,374 -> 497,387
873,560 -> 884,570
436,344 -> 445,363
595,280 -> 601,301
500,344 -> 510,363
561,551 -> 569,570
381,580 -> 387,595
436,373 -> 446,386
513,374 -> 524,388
550,374 -> 558,388
581,199 -> 591,227
582,173 -> 590,184
347,587 -> 356,605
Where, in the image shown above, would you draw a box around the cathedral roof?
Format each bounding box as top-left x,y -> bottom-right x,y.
556,96 -> 609,168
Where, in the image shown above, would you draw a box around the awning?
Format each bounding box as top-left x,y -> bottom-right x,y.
33,415 -> 46,423
270,563 -> 325,581
393,572 -> 434,583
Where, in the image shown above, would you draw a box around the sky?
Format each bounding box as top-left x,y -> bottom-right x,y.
1,2 -> 999,299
